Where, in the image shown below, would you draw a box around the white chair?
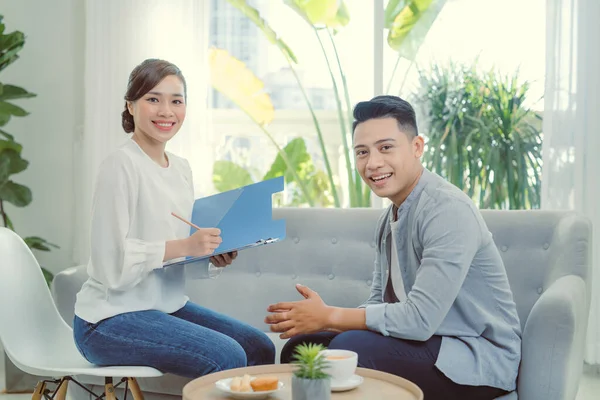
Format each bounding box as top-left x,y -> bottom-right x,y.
0,227 -> 163,399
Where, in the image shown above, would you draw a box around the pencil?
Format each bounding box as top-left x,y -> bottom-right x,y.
171,212 -> 202,231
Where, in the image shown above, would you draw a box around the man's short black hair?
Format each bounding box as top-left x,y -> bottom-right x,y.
352,95 -> 418,137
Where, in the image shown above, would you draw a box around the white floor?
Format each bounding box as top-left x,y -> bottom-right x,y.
0,368 -> 598,399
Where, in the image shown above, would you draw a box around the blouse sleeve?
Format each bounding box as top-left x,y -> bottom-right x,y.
88,155 -> 165,291
180,159 -> 225,280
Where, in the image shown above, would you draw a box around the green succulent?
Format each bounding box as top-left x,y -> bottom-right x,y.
292,343 -> 330,380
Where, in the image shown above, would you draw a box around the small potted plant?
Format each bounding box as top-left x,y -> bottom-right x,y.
291,343 -> 331,400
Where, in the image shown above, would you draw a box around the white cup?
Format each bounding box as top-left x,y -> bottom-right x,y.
319,349 -> 358,384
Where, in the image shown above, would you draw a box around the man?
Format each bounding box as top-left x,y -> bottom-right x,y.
265,96 -> 522,399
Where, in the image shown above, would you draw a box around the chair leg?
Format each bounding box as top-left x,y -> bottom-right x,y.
104,377 -> 117,400
127,378 -> 144,400
54,377 -> 69,400
31,381 -> 46,400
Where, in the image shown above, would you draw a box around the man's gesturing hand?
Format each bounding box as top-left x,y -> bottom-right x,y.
265,284 -> 331,339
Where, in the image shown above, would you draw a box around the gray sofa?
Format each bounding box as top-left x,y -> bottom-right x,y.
51,208 -> 593,400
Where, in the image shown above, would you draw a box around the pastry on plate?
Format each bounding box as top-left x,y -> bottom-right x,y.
250,376 -> 279,392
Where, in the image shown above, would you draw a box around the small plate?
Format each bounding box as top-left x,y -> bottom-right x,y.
331,374 -> 364,392
215,377 -> 284,399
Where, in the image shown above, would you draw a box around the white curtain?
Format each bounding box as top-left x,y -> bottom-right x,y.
542,0 -> 600,364
74,0 -> 212,265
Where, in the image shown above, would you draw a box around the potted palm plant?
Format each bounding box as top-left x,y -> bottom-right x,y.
291,343 -> 331,400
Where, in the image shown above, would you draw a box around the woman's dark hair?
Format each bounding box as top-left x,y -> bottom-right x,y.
121,59 -> 187,133
352,95 -> 418,137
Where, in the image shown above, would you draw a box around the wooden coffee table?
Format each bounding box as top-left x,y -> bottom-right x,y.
183,364 -> 423,399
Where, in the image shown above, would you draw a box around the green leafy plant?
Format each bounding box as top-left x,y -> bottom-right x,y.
292,343 -> 329,380
414,61 -> 543,209
224,0 -> 447,207
0,15 -> 58,285
213,137 -> 333,207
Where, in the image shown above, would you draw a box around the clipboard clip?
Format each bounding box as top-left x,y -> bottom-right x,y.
256,237 -> 278,245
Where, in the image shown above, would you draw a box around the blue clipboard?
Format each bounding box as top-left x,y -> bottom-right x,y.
164,176 -> 286,267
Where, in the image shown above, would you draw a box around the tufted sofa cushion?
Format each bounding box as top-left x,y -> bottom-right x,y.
52,207 -> 592,400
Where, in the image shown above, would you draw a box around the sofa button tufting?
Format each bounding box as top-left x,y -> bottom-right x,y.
291,274 -> 297,279
328,274 -> 335,280
543,242 -> 549,250
367,280 -> 372,286
501,245 -> 508,252
331,238 -> 337,244
371,241 -> 376,248
255,272 -> 261,277
537,287 -> 543,294
293,237 -> 300,244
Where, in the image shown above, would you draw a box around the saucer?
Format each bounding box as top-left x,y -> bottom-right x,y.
215,377 -> 284,399
331,374 -> 364,392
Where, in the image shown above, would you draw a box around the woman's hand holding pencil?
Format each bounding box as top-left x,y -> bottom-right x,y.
171,212 -> 222,257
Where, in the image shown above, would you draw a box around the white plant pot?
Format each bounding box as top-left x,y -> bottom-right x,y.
291,376 -> 331,400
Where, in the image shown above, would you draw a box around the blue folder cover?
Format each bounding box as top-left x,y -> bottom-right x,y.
164,176 -> 286,267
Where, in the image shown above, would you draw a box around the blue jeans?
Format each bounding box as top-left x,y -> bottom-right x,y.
73,302 -> 275,378
281,331 -> 508,400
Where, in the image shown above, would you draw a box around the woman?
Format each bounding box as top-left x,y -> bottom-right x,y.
73,59 -> 275,378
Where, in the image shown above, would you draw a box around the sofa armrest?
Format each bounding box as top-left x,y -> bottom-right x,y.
518,275 -> 588,400
51,264 -> 88,327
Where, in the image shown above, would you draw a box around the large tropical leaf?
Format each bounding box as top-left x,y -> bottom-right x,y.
212,160 -> 254,193
385,0 -> 447,59
208,48 -> 274,126
283,0 -> 350,29
263,137 -> 312,183
225,0 -> 298,63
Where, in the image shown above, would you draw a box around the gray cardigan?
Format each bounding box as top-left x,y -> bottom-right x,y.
360,168 -> 522,391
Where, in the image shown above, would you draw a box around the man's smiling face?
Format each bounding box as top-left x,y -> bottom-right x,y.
353,117 -> 424,206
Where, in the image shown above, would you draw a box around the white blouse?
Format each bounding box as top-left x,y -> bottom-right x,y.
75,138 -> 214,324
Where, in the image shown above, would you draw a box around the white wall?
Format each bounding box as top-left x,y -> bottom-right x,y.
0,0 -> 84,273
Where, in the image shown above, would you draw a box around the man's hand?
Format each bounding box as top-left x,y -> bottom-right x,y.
265,284 -> 332,339
210,251 -> 238,267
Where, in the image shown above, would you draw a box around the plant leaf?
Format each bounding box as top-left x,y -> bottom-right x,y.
284,0 -> 339,26
326,2 -> 350,30
41,266 -> 54,287
0,138 -> 22,153
0,100 -> 28,117
24,236 -> 60,252
0,154 -> 9,183
0,84 -> 35,100
225,0 -> 298,63
3,210 -> 14,230
0,128 -> 13,140
0,148 -> 28,176
0,28 -> 25,72
212,160 -> 254,192
263,137 -> 311,184
386,0 -> 447,60
0,111 -> 10,126
0,180 -> 31,207
208,48 -> 274,126
284,0 -> 349,29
